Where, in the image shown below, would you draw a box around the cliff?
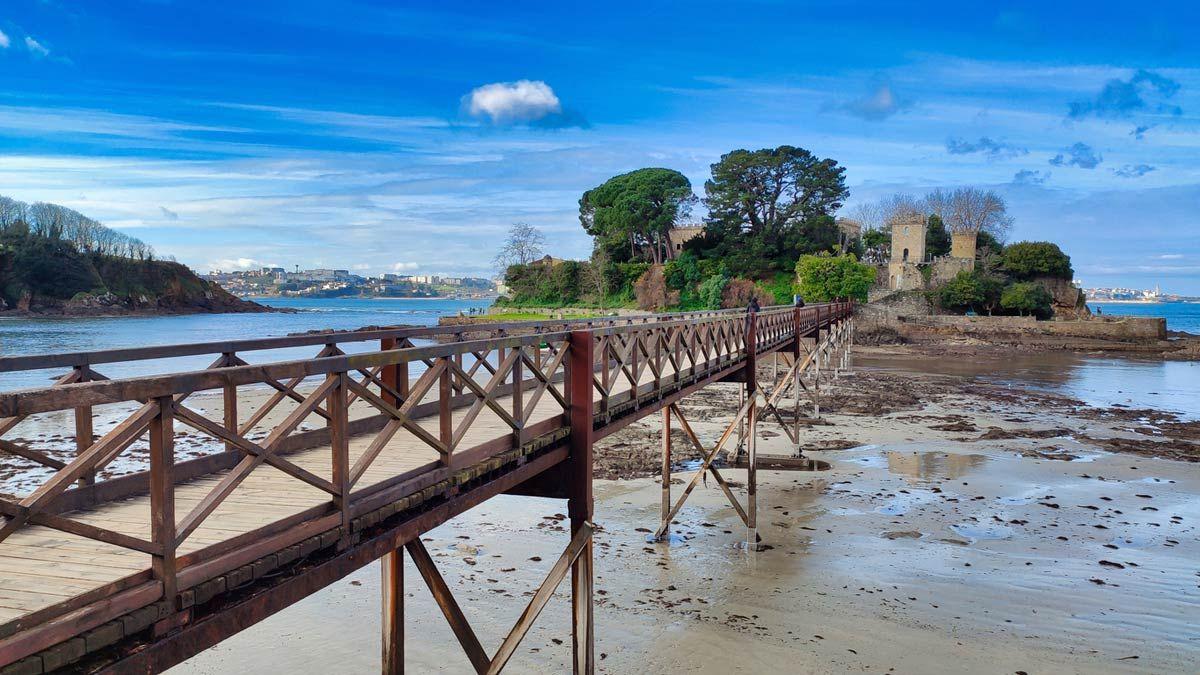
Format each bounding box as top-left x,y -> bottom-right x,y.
0,234 -> 270,316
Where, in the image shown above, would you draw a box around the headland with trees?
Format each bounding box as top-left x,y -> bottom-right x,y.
0,195 -> 267,315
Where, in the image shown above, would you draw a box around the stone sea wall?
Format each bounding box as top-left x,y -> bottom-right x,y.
855,303 -> 1170,352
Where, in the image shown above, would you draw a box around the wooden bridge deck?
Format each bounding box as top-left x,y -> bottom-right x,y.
0,303 -> 852,673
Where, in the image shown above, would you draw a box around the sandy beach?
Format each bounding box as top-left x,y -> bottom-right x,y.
152,347 -> 1200,674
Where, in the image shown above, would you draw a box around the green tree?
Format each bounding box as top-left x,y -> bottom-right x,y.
936,270 -> 984,311
976,230 -> 1005,256
700,146 -> 847,273
1000,282 -> 1053,318
794,253 -> 875,302
926,215 -> 951,258
1001,242 -> 1073,279
579,168 -> 697,265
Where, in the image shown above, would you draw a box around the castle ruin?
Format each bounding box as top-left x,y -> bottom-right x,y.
885,213 -> 977,291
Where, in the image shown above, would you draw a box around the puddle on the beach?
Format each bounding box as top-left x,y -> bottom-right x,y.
885,451 -> 989,480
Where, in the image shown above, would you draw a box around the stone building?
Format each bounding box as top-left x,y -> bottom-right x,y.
950,230 -> 977,261
884,214 -> 979,291
886,213 -> 927,291
667,226 -> 704,257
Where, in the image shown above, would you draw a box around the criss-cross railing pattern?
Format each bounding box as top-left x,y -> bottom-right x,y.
0,302 -> 851,656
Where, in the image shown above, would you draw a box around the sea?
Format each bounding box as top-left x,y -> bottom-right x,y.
1087,301 -> 1200,335
0,298 -> 1196,419
0,297 -> 492,392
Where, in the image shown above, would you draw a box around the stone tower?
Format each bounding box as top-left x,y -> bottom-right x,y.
950,230 -> 977,261
886,212 -> 927,291
888,213 -> 926,264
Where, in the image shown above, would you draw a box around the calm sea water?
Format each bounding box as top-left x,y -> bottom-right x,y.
0,297 -> 492,391
1088,301 -> 1200,335
1,298 -> 1196,419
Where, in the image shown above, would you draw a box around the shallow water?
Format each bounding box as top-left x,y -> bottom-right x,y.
858,350 -> 1200,420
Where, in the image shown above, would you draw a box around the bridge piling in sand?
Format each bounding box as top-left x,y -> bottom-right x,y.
0,303 -> 851,674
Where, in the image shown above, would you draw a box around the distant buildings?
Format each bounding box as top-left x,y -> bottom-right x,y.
202,266 -> 496,299
1084,285 -> 1169,302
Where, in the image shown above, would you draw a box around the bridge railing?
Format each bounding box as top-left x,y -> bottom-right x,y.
0,302 -> 851,638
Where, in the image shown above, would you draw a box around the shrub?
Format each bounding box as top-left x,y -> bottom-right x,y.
794,253 -> 875,302
633,265 -> 678,310
935,270 -> 985,312
1000,281 -> 1053,318
1001,242 -> 1072,279
697,273 -> 728,310
761,272 -> 797,305
720,278 -> 760,308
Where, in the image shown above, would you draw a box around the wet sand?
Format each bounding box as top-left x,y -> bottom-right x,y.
168,351 -> 1199,674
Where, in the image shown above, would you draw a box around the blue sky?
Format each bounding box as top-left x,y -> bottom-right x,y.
1,1 -> 1198,291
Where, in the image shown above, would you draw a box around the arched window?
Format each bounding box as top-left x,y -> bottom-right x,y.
902,247 -> 909,262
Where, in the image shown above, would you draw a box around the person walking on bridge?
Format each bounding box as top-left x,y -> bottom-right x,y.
745,296 -> 761,333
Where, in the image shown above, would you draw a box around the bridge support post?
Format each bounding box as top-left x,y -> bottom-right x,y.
567,330 -> 595,674
658,406 -> 671,541
744,313 -> 762,551
793,307 -> 803,456
381,548 -> 403,675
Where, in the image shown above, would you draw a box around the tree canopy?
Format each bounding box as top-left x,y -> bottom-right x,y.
1001,241 -> 1073,279
493,223 -> 545,271
579,168 -> 696,265
1000,282 -> 1054,318
704,146 -> 848,242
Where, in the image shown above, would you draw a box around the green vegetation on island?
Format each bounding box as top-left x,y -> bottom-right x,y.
0,195 -> 267,315
493,148 -> 1082,321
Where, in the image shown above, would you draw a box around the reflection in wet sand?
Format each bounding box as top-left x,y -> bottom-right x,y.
885,450 -> 989,481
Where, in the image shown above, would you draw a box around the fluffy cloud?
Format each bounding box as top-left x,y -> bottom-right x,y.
1112,164 -> 1155,178
1012,169 -> 1050,185
946,137 -> 1028,160
1049,142 -> 1101,169
392,261 -> 419,271
465,80 -> 585,127
159,206 -> 179,220
1068,69 -> 1181,119
834,83 -> 910,121
209,257 -> 277,271
1131,125 -> 1152,140
24,36 -> 49,58
0,30 -> 10,49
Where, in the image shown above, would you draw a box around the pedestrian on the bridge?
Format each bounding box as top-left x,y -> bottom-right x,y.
794,294 -> 805,308
745,296 -> 761,334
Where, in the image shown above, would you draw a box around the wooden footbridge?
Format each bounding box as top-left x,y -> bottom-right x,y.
0,302 -> 853,674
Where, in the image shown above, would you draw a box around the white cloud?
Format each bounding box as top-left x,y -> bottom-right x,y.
392,262 -> 419,271
1158,254 -> 1184,260
209,257 -> 277,271
24,37 -> 49,58
351,263 -> 371,270
466,80 -> 561,124
0,30 -> 10,49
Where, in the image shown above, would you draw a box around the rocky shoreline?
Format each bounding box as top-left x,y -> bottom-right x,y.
591,348 -> 1199,482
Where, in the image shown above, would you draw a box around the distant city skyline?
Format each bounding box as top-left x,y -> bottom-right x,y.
0,2 -> 1197,291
